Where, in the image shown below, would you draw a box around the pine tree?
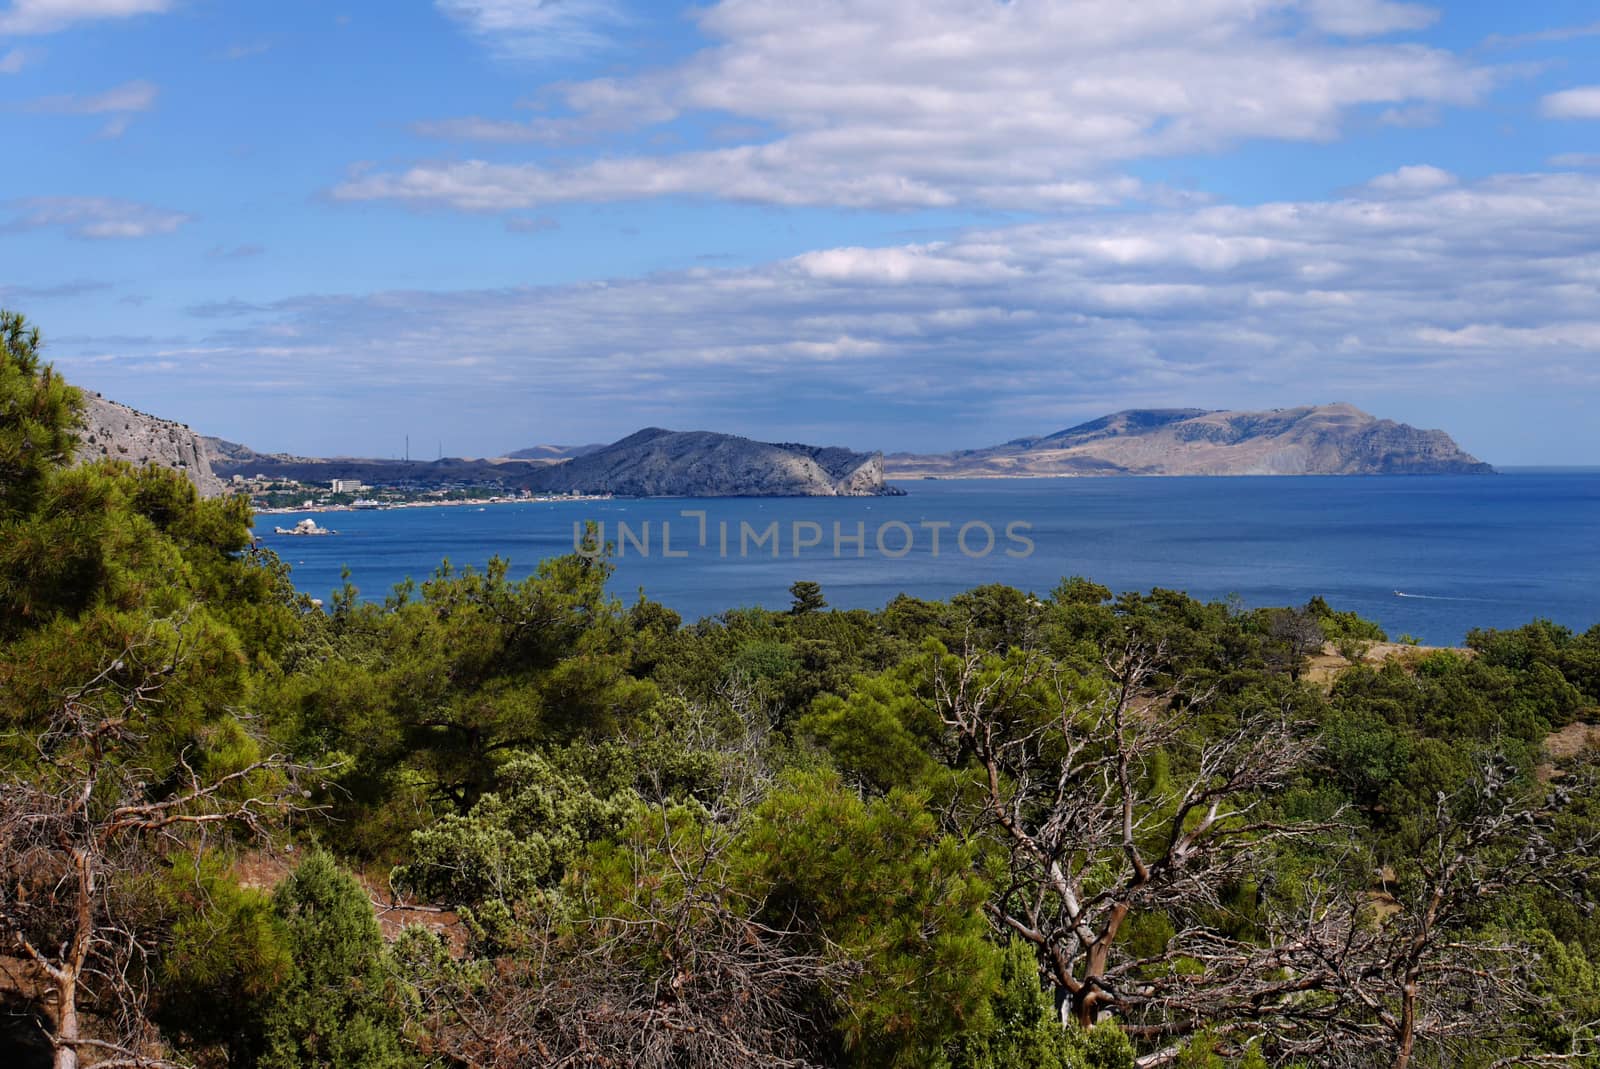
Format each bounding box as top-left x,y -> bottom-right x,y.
789,579 -> 828,615
261,851 -> 416,1069
0,309 -> 81,520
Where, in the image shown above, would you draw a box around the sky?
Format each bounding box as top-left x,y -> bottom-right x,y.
4,0 -> 1600,463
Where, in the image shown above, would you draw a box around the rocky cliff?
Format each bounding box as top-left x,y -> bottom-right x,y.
526,428 -> 901,497
886,404 -> 1492,477
78,394 -> 227,498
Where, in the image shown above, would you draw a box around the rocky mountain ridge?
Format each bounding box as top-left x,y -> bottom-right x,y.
207,428 -> 900,497
503,443 -> 608,462
203,438 -> 563,488
78,394 -> 226,498
886,404 -> 1492,477
524,427 -> 899,497
94,400 -> 1489,498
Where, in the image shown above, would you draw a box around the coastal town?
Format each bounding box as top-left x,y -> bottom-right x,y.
238,473 -> 612,515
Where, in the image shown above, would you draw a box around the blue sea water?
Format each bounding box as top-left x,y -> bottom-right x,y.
258,474 -> 1600,646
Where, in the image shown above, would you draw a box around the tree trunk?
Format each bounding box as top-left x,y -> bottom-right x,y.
1391,982 -> 1417,1069
53,847 -> 94,1069
53,975 -> 79,1069
1073,992 -> 1097,1029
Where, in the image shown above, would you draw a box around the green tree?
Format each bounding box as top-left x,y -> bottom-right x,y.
790,579 -> 828,615
944,939 -> 1139,1069
261,851 -> 416,1069
739,770 -> 999,1065
800,652 -> 946,794
0,616 -> 311,1069
393,751 -> 637,951
0,310 -> 80,521
269,553 -> 657,852
153,853 -> 293,1065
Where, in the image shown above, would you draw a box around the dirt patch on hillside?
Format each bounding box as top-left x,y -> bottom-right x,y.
1544,720 -> 1600,762
1539,719 -> 1600,782
1304,641 -> 1471,689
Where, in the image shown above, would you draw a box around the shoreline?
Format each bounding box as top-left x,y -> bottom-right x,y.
252,494 -> 612,517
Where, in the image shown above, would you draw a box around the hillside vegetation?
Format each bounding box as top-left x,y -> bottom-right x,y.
4,312 -> 1599,1069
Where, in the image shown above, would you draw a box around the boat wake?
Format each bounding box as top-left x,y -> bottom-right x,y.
1393,591 -> 1470,601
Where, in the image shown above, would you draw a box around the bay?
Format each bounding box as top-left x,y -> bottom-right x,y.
257,473 -> 1600,646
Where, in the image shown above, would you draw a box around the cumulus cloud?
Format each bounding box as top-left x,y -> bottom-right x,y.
2,197 -> 189,239
345,0 -> 1493,213
1542,86 -> 1600,119
1367,164 -> 1457,192
119,170 -> 1600,449
434,0 -> 623,59
0,0 -> 170,34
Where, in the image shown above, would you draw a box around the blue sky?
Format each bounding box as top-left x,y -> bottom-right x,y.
5,0 -> 1600,462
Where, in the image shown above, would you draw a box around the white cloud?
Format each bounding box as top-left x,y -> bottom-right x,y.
1302,0 -> 1437,36
412,117 -> 556,143
19,80 -> 157,137
335,151 -> 1143,211
1367,164 -> 1457,192
793,245 -> 1023,285
0,0 -> 169,34
23,79 -> 157,114
347,0 -> 1493,213
143,170 -> 1600,448
222,40 -> 272,61
3,196 -> 189,239
435,0 -> 623,59
1542,86 -> 1600,119
1485,20 -> 1600,49
0,47 -> 31,72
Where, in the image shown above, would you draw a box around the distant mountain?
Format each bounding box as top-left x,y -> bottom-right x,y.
886,404 -> 1493,477
503,443 -> 607,461
206,428 -> 901,497
79,394 -> 226,498
203,441 -> 557,488
524,428 -> 900,497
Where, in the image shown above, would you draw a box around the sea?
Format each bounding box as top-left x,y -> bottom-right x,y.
256,472 -> 1600,647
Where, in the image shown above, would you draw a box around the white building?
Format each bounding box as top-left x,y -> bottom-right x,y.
330,479 -> 366,494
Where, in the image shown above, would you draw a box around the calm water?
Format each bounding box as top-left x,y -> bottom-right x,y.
258,474 -> 1600,646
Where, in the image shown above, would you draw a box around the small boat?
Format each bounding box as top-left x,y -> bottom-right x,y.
274,518 -> 338,537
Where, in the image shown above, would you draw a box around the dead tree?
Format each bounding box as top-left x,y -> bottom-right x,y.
0,623 -> 321,1069
1261,755 -> 1600,1069
931,637 -> 1333,1038
405,807 -> 851,1069
1266,607 -> 1326,682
